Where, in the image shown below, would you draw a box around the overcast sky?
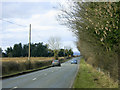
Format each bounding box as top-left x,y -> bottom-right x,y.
1,1 -> 80,53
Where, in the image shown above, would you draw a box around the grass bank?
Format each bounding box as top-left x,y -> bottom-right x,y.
73,58 -> 118,88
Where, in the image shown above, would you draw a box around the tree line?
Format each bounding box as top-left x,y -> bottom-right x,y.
0,42 -> 73,57
58,1 -> 119,81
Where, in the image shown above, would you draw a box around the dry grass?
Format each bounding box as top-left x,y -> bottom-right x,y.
2,57 -> 64,62
1,57 -> 65,76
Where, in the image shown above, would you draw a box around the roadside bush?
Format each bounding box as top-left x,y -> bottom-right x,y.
2,57 -> 70,76
2,60 -> 52,76
58,2 -> 119,81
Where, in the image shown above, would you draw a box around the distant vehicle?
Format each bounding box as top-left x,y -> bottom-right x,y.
71,60 -> 77,64
52,60 -> 61,66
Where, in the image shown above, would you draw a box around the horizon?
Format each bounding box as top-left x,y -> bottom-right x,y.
1,41 -> 80,55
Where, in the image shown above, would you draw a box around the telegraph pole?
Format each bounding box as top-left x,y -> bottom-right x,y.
28,24 -> 31,68
64,46 -> 65,60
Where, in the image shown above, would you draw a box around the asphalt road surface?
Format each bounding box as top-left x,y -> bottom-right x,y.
2,57 -> 80,89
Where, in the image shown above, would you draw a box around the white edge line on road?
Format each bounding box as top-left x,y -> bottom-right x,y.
33,78 -> 37,80
69,57 -> 81,88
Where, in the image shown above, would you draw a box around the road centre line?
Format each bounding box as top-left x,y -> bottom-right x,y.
44,73 -> 47,75
9,86 -> 18,90
32,78 -> 37,80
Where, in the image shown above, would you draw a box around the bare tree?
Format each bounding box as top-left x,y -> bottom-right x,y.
48,36 -> 61,59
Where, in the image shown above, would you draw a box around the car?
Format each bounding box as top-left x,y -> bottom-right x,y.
52,60 -> 61,66
71,60 -> 77,64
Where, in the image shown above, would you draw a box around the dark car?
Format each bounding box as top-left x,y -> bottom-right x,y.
52,60 -> 61,66
71,60 -> 77,64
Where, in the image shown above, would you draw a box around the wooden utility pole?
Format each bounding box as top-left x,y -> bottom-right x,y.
64,46 -> 65,60
28,24 -> 31,61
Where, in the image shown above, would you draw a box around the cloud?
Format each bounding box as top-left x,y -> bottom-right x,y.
2,2 -> 52,18
2,0 -> 60,2
1,2 -> 79,53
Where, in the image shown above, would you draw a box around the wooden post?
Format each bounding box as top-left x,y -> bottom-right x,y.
28,24 -> 31,69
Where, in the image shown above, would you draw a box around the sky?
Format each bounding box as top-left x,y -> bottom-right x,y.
1,1 -> 80,54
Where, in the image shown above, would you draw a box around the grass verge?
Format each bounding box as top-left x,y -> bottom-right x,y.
73,58 -> 118,88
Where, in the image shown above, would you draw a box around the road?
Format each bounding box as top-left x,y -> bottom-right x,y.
2,57 -> 80,89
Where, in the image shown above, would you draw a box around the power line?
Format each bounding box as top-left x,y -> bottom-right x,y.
0,18 -> 27,27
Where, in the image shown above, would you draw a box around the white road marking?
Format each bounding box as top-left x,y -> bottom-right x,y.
13,86 -> 18,89
44,73 -> 47,75
10,86 -> 18,90
33,78 -> 37,80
